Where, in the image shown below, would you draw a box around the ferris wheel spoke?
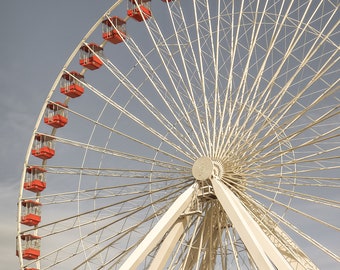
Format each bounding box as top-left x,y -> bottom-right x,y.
246,175 -> 340,190
24,181 -> 187,237
238,182 -> 339,232
32,187 -> 185,269
250,195 -> 340,263
246,170 -> 340,182
240,95 -> 339,168
246,75 -> 339,161
251,151 -> 340,174
142,8 -> 212,157
83,75 -> 200,160
239,196 -> 319,269
237,79 -> 337,161
193,1 -> 211,153
165,2 -> 215,157
194,0 -> 220,156
226,227 -> 243,270
37,133 -> 188,170
249,182 -> 339,208
118,28 -> 207,157
41,202 -> 167,270
100,50 -> 186,132
233,25 -> 339,157
17,1 -> 339,269
65,102 -> 195,165
70,68 -> 198,164
247,149 -> 339,175
245,180 -> 340,209
215,1 -> 269,158
193,0 -> 221,156
225,1 -> 332,155
42,165 -> 189,180
219,36 -> 314,157
72,205 -> 168,269
35,177 -> 190,207
247,126 -> 339,169
210,0 -> 223,158
215,0 -> 242,153
217,0 -> 290,158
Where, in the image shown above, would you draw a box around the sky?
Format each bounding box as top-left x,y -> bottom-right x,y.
0,1 -> 114,268
1,1 -> 338,269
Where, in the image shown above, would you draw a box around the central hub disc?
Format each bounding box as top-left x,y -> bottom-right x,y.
192,157 -> 215,181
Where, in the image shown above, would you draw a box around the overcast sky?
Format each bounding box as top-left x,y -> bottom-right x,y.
1,1 -> 338,269
0,1 -> 114,268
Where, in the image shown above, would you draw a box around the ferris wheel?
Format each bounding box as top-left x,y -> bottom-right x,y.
16,0 -> 339,269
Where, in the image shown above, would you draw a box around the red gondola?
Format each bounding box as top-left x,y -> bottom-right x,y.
21,200 -> 41,226
60,71 -> 85,98
17,234 -> 41,260
44,102 -> 68,128
24,166 -> 46,193
31,134 -> 55,160
127,0 -> 152,22
79,43 -> 103,70
102,16 -> 126,44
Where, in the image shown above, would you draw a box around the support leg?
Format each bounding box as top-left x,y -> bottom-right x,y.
149,216 -> 189,269
211,177 -> 292,270
120,184 -> 197,270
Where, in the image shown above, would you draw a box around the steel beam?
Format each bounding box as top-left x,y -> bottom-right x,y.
119,184 -> 197,270
149,216 -> 189,269
211,177 -> 292,270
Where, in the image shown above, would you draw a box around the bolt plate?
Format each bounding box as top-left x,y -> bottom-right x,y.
192,157 -> 214,181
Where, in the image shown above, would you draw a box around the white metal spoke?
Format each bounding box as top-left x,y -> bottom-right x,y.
17,1 -> 339,269
143,6 -> 210,156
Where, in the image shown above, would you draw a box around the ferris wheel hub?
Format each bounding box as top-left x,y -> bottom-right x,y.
192,156 -> 224,181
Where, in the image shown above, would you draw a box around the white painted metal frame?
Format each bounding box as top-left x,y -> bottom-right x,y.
120,184 -> 197,270
211,177 -> 292,270
17,0 -> 339,269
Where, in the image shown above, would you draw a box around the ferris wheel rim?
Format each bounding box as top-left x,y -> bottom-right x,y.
17,1 -> 339,269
